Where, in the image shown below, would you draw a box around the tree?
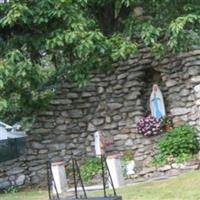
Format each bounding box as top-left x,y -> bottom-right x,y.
0,0 -> 200,124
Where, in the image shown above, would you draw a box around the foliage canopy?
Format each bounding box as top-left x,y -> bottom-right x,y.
1,0 -> 200,123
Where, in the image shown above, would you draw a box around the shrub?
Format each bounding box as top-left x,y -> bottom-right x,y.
65,157 -> 102,185
137,115 -> 162,136
4,186 -> 18,194
80,157 -> 102,183
154,125 -> 199,165
121,150 -> 134,162
175,153 -> 196,164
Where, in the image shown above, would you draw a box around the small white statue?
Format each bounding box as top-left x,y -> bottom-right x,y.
126,160 -> 135,176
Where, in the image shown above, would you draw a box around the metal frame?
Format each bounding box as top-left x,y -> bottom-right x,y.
47,160 -> 60,200
72,157 -> 87,199
100,156 -> 116,197
47,155 -> 120,200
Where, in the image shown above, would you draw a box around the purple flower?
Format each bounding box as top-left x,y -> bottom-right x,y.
137,115 -> 161,136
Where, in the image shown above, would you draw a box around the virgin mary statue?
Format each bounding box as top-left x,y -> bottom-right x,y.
150,84 -> 166,120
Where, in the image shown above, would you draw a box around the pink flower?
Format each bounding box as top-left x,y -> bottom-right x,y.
137,115 -> 161,136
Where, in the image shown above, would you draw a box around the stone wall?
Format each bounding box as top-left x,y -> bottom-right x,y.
0,157 -> 27,189
1,48 -> 200,189
158,50 -> 200,138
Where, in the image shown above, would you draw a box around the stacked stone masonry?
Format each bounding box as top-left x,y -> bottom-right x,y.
1,48 -> 200,189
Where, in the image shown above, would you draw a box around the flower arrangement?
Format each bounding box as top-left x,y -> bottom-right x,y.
137,115 -> 162,136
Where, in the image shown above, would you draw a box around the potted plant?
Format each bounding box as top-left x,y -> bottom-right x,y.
160,115 -> 173,132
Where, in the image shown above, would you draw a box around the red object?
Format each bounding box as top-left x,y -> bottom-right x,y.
163,125 -> 172,132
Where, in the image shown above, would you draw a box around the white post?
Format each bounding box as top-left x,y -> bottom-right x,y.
106,155 -> 124,189
94,131 -> 106,156
51,161 -> 67,194
94,131 -> 101,156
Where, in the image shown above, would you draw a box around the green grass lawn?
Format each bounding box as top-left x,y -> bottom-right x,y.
1,171 -> 200,200
116,171 -> 200,200
0,190 -> 47,200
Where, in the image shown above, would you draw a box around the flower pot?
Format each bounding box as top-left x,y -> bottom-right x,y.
163,125 -> 172,132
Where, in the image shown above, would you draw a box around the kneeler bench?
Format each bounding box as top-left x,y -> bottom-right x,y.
61,196 -> 122,200
47,156 -> 123,200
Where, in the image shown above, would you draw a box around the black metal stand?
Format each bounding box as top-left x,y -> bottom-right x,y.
46,155 -> 122,200
101,156 -> 107,198
72,157 -> 87,199
47,161 -> 60,200
103,157 -> 117,197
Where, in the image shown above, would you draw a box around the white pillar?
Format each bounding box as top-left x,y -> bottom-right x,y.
194,84 -> 200,141
51,161 -> 67,194
106,155 -> 124,189
94,131 -> 101,156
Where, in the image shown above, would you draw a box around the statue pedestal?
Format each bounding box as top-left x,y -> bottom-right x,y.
106,155 -> 124,188
51,161 -> 68,194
